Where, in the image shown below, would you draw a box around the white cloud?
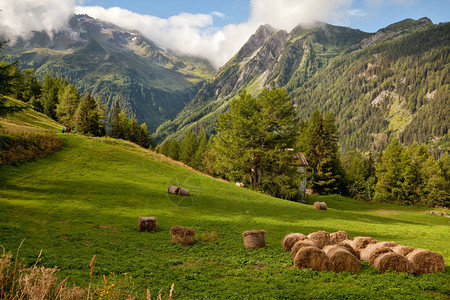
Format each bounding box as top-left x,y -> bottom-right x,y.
76,0 -> 356,67
0,0 -> 360,67
0,0 -> 76,39
348,9 -> 367,17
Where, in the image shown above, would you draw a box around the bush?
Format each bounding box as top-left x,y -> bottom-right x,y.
0,130 -> 62,166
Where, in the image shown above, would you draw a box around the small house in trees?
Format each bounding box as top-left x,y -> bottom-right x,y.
294,152 -> 308,203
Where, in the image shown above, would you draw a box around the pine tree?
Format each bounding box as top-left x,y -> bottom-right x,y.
56,84 -> 79,126
128,118 -> 139,143
137,123 -> 152,149
167,139 -> 180,160
110,100 -> 123,139
74,92 -> 104,136
180,130 -> 198,166
374,138 -> 404,203
214,88 -> 300,199
41,73 -> 59,119
192,131 -> 208,170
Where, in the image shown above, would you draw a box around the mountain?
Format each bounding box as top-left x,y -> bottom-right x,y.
156,18 -> 449,154
0,14 -> 215,130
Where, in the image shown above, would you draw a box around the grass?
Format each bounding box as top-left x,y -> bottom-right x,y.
0,101 -> 449,299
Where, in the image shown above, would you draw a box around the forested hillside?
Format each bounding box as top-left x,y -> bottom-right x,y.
156,18 -> 449,155
0,14 -> 215,131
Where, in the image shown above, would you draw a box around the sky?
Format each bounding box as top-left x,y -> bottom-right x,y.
0,0 -> 449,68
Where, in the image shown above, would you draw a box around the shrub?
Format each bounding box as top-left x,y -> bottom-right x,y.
0,130 -> 62,166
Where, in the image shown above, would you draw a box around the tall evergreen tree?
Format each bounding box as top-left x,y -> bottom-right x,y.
110,100 -> 123,139
56,84 -> 79,126
128,118 -> 139,144
167,139 -> 180,160
74,92 -> 104,136
214,88 -> 300,199
192,131 -> 208,170
137,123 -> 152,149
180,130 -> 198,165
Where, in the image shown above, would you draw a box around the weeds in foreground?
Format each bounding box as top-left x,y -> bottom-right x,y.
0,242 -> 173,299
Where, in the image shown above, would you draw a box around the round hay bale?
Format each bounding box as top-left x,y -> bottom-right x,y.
307,231 -> 331,249
137,216 -> 157,232
242,230 -> 266,249
360,243 -> 385,261
282,233 -> 307,251
330,231 -> 349,244
368,248 -> 393,266
392,245 -> 416,257
324,246 -> 361,273
170,226 -> 195,246
352,236 -> 377,252
376,241 -> 398,248
167,185 -> 180,195
291,240 -> 318,259
178,188 -> 190,196
373,252 -> 413,273
406,249 -> 445,274
293,247 -> 330,271
313,202 -> 327,210
337,240 -> 360,259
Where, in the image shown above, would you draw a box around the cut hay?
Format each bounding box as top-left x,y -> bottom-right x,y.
368,248 -> 393,266
375,241 -> 398,248
330,231 -> 349,244
281,233 -> 306,251
323,245 -> 361,273
291,240 -> 318,259
352,236 -> 377,252
170,226 -> 195,246
137,216 -> 157,232
373,252 -> 413,273
167,185 -> 190,196
307,231 -> 331,249
361,243 -> 394,261
293,247 -> 330,271
392,245 -> 416,257
337,240 -> 360,259
242,230 -> 266,249
167,185 -> 180,195
406,249 -> 445,274
313,202 -> 327,210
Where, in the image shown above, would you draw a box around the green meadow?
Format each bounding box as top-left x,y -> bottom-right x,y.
0,102 -> 449,299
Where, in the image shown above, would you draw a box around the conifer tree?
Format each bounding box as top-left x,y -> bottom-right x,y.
167,139 -> 180,160
128,118 -> 139,144
110,100 -> 123,139
192,131 -> 208,170
74,92 -> 104,136
56,84 -> 79,126
180,130 -> 198,165
137,123 -> 152,149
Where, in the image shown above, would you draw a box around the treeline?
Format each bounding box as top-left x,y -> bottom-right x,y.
0,45 -> 152,148
157,88 -> 449,207
292,22 -> 450,154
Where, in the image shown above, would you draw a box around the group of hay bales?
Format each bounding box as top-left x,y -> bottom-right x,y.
282,231 -> 445,274
137,216 -> 196,246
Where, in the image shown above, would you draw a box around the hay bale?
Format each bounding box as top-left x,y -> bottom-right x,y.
307,231 -> 331,249
337,240 -> 360,259
330,231 -> 349,244
170,226 -> 196,246
352,236 -> 377,252
373,252 -> 413,273
137,216 -> 157,232
323,246 -> 361,273
291,240 -> 318,259
376,241 -> 398,248
368,248 -> 393,266
242,230 -> 266,249
406,249 -> 445,274
282,233 -> 307,251
293,247 -> 330,271
178,188 -> 190,196
167,185 -> 180,195
361,243 -> 390,261
313,202 -> 327,210
392,245 -> 416,257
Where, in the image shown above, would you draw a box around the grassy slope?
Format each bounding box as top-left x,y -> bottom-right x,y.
0,102 -> 449,299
